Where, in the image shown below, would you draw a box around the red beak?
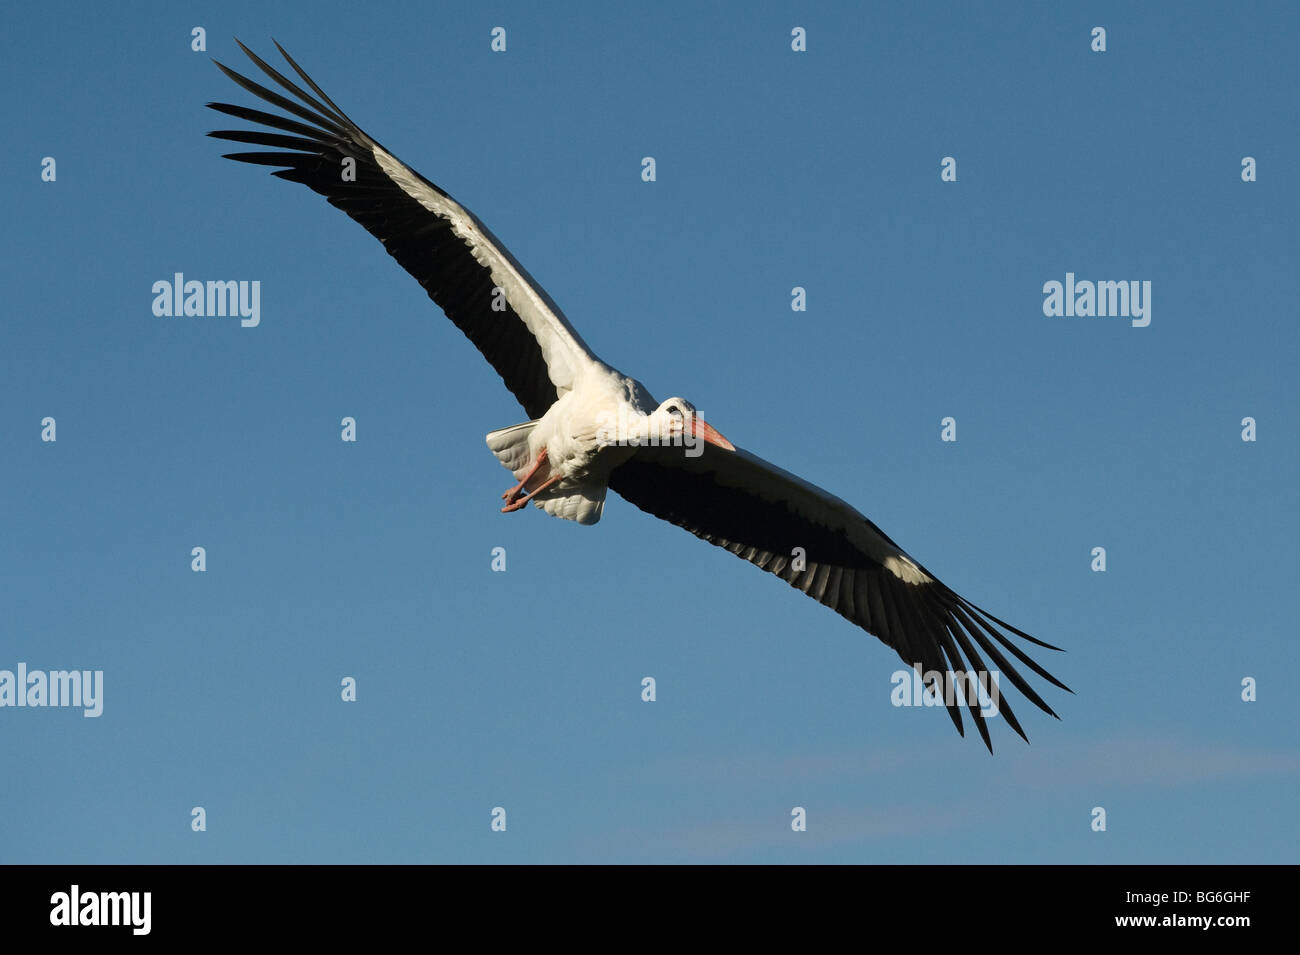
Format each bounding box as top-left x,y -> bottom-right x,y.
690,418 -> 735,452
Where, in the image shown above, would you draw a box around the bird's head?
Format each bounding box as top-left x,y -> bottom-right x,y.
646,398 -> 735,456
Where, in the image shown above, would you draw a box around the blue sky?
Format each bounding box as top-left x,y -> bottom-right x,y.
2,1 -> 1296,863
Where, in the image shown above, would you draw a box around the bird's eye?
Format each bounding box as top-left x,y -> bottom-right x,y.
669,404 -> 684,417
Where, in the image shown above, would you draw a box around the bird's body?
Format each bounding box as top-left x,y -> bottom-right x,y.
487,364 -> 656,524
209,41 -> 1071,750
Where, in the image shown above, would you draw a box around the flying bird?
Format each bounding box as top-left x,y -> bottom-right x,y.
207,41 -> 1070,750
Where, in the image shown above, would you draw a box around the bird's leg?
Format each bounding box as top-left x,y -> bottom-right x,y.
501,472 -> 565,513
501,448 -> 549,504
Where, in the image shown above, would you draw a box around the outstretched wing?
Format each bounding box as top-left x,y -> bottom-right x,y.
610,444 -> 1071,751
207,40 -> 599,419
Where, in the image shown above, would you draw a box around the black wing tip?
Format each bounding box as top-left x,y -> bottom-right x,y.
912,584 -> 1072,747
229,36 -> 290,64
210,58 -> 252,89
1039,672 -> 1072,694
966,597 -> 1067,652
1030,636 -> 1069,653
211,34 -> 260,67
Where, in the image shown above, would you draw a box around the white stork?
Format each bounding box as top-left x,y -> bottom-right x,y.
208,41 -> 1070,750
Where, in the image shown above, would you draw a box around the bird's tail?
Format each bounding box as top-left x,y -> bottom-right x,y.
485,420 -> 540,476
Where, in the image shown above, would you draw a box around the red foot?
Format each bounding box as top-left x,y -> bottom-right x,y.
502,448 -> 550,505
500,473 -> 565,513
